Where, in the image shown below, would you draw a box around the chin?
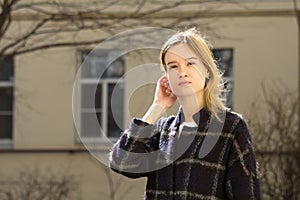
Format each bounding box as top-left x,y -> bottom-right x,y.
174,87 -> 204,98
173,88 -> 195,97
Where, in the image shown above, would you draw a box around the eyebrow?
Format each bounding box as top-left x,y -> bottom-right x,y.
186,57 -> 198,61
166,61 -> 177,66
166,57 -> 198,66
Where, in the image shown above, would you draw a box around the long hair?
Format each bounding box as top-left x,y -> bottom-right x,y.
160,27 -> 227,119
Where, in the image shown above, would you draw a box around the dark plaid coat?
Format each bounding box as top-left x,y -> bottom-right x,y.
110,107 -> 261,200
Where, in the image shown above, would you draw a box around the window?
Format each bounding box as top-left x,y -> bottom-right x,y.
212,49 -> 234,109
77,50 -> 124,142
0,55 -> 14,148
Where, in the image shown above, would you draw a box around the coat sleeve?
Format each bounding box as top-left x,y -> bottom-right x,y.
109,117 -> 166,179
226,117 -> 261,199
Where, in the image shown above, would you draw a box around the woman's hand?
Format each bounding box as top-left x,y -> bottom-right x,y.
142,76 -> 177,124
153,76 -> 177,110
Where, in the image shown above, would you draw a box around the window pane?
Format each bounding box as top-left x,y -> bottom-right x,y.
103,59 -> 125,78
81,59 -> 107,78
81,51 -> 124,79
81,84 -> 102,109
0,55 -> 14,141
213,49 -> 233,77
0,56 -> 14,81
212,49 -> 234,108
0,115 -> 12,139
107,83 -> 124,138
0,87 -> 13,111
223,80 -> 234,109
80,112 -> 102,137
95,83 -> 102,109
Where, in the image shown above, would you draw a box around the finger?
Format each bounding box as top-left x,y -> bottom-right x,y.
165,88 -> 172,96
161,77 -> 169,88
160,81 -> 168,88
159,78 -> 165,87
160,76 -> 168,82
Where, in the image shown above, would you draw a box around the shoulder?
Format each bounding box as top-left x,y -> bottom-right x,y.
224,109 -> 250,136
224,110 -> 253,147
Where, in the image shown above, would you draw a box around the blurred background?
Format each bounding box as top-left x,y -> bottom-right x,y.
0,0 -> 299,199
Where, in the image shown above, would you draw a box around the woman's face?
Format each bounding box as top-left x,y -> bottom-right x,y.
164,43 -> 208,97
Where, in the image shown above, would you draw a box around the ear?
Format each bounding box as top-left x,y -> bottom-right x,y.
205,67 -> 210,78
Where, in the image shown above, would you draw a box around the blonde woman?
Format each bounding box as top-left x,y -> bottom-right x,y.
110,28 -> 261,200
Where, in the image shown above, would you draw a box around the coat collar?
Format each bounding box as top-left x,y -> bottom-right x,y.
169,106 -> 211,133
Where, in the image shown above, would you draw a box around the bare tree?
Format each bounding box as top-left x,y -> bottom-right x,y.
0,0 -> 227,62
100,165 -> 137,200
247,83 -> 300,200
0,167 -> 80,200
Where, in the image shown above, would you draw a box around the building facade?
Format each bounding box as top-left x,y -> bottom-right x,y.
0,0 -> 298,199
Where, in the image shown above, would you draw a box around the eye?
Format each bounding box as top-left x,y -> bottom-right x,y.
168,65 -> 178,70
187,62 -> 195,66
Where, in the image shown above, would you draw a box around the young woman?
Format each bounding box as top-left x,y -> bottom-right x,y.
110,28 -> 261,200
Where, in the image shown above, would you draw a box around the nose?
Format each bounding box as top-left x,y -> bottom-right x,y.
178,66 -> 188,78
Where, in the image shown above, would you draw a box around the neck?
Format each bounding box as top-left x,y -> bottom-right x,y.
178,91 -> 204,122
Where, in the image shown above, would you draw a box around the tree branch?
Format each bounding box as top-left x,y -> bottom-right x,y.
0,0 -> 221,62
10,39 -> 105,56
0,0 -> 17,41
0,15 -> 54,55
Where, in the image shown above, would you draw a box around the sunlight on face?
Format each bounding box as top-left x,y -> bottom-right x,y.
164,43 -> 208,97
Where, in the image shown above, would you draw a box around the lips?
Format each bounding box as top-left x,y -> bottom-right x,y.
178,80 -> 191,86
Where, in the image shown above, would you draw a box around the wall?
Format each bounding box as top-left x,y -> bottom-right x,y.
1,1 -> 298,199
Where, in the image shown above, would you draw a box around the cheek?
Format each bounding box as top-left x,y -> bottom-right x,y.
193,66 -> 207,78
190,68 -> 206,89
166,73 -> 176,90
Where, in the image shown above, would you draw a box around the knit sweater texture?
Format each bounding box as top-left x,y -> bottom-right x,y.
110,107 -> 261,200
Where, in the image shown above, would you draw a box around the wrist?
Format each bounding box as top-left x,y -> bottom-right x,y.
153,100 -> 170,111
142,103 -> 166,124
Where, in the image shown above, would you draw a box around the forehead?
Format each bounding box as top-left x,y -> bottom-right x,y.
165,43 -> 198,61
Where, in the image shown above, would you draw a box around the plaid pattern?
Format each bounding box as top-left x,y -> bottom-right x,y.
110,107 -> 261,200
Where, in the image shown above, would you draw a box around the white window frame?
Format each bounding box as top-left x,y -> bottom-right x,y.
75,50 -> 124,144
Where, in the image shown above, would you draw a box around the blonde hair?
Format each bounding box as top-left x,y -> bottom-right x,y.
160,27 -> 227,119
